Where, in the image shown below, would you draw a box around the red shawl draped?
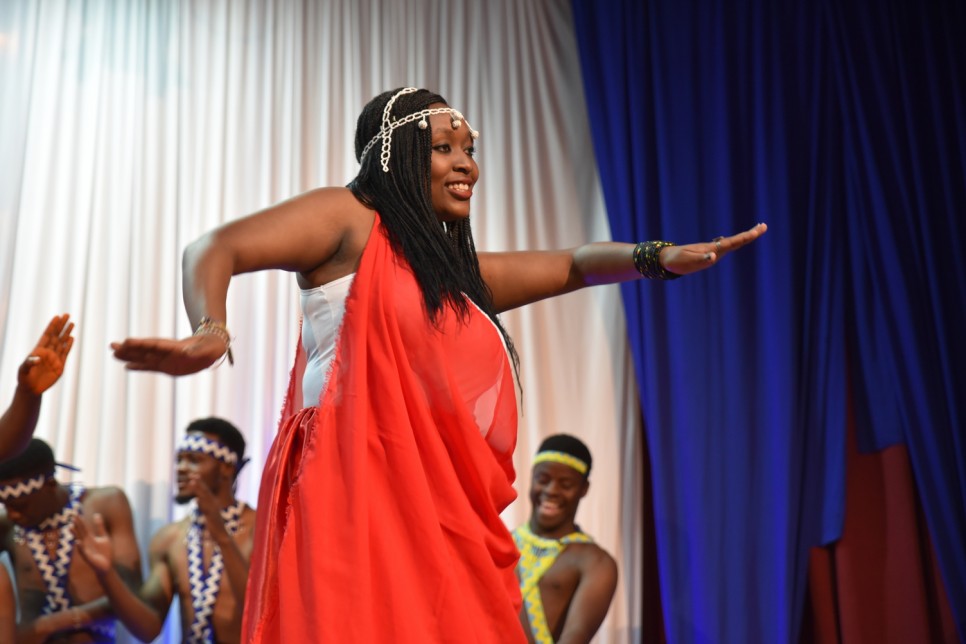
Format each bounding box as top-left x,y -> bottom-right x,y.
243,216 -> 525,643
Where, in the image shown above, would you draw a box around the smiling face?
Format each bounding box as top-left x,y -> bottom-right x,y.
528,461 -> 589,538
428,105 -> 480,222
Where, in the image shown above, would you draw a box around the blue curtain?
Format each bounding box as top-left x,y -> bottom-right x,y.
571,0 -> 965,642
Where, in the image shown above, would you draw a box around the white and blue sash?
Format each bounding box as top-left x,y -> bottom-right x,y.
185,500 -> 246,644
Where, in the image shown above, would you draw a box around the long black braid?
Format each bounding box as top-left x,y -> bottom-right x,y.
347,88 -> 520,377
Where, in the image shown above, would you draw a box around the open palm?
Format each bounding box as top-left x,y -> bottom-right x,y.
19,314 -> 74,395
73,514 -> 113,574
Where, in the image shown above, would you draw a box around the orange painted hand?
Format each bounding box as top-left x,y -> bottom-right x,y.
19,314 -> 74,396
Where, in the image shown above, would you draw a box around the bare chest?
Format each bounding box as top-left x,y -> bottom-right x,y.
168,524 -> 254,643
537,550 -> 583,601
6,529 -> 104,617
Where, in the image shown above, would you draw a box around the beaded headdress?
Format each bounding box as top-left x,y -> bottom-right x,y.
177,433 -> 239,467
0,448 -> 80,503
532,434 -> 592,477
532,450 -> 589,476
0,472 -> 48,502
359,87 -> 480,173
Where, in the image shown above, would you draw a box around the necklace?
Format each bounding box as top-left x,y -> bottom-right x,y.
13,484 -> 117,640
185,500 -> 246,644
14,484 -> 83,613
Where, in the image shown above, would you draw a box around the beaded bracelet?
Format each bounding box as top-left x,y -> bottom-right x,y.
633,241 -> 681,280
193,317 -> 234,366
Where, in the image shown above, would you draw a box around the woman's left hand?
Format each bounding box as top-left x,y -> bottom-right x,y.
661,222 -> 768,276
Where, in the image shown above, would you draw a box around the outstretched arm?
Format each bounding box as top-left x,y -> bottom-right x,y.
110,188 -> 363,376
0,314 -> 74,460
479,223 -> 767,312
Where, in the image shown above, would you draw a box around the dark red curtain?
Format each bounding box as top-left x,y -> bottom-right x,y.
802,393 -> 957,644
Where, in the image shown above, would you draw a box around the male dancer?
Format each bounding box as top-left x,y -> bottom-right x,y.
514,435 -> 618,644
77,417 -> 256,643
0,438 -> 142,642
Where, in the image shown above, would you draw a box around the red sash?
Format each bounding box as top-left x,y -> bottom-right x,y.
243,216 -> 524,642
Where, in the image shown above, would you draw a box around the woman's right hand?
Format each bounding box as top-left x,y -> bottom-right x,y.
110,333 -> 229,376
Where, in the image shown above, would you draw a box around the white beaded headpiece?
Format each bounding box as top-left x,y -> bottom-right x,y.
177,433 -> 239,466
0,472 -> 48,502
359,87 -> 480,173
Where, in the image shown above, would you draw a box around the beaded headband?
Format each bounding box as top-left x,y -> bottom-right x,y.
359,87 -> 480,173
533,450 -> 589,476
0,458 -> 80,503
177,433 -> 239,466
0,472 -> 48,502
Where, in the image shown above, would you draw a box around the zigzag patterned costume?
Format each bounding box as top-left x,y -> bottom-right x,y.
185,499 -> 247,644
512,523 -> 593,644
14,483 -> 116,642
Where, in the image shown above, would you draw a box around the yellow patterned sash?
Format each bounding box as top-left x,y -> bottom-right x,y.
513,524 -> 592,644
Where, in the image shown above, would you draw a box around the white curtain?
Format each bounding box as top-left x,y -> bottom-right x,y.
0,1 -> 643,642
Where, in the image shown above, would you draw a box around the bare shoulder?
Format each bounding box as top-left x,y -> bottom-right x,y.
149,520 -> 187,555
292,187 -> 376,286
275,187 -> 370,226
82,485 -> 132,512
216,186 -> 375,287
568,542 -> 617,572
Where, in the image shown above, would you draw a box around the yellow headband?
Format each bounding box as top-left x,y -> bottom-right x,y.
532,450 -> 588,475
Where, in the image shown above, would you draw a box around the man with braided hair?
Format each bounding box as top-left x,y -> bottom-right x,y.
514,435 -> 617,644
0,438 -> 142,643
110,87 -> 766,642
75,417 -> 256,643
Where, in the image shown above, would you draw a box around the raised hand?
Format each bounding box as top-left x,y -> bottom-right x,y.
184,473 -> 232,541
19,314 -> 74,396
73,513 -> 113,575
661,223 -> 768,276
110,334 -> 228,376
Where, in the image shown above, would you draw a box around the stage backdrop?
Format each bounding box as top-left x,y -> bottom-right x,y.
573,0 -> 965,642
0,1 -> 642,642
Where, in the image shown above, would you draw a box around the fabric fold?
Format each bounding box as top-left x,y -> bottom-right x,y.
243,215 -> 525,643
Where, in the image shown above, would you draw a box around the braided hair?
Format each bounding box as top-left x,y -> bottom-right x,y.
348,88 -> 520,375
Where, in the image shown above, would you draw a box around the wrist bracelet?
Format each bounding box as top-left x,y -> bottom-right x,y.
193,317 -> 234,366
633,241 -> 682,280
